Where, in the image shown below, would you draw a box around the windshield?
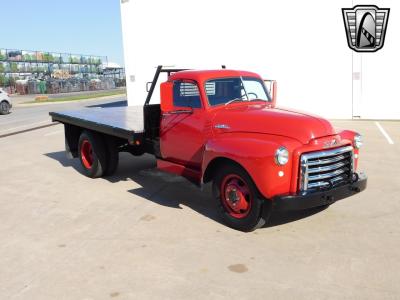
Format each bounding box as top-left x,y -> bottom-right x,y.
205,77 -> 271,106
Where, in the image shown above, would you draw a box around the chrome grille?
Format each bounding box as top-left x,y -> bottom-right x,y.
300,146 -> 354,192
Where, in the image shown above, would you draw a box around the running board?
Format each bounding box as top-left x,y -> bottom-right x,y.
156,159 -> 201,186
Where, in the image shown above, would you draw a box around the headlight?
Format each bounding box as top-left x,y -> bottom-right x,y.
354,134 -> 363,149
275,147 -> 289,165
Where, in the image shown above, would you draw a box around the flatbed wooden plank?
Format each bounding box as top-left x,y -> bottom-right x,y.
50,106 -> 144,142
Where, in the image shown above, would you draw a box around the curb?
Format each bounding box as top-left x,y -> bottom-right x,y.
0,122 -> 60,139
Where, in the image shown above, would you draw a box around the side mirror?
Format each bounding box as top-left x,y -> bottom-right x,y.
264,79 -> 277,107
160,81 -> 174,112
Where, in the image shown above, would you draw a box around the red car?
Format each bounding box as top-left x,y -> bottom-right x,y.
51,66 -> 367,231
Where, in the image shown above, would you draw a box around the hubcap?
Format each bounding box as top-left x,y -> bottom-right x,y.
81,140 -> 94,169
221,174 -> 252,218
1,102 -> 8,112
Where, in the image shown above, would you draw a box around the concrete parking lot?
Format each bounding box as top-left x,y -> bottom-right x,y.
0,120 -> 399,299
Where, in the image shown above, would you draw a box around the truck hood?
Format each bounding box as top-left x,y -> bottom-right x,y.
212,104 -> 336,144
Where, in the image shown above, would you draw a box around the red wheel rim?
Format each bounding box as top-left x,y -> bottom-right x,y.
81,139 -> 94,169
220,174 -> 252,218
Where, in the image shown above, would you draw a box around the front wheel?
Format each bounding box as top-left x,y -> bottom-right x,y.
212,164 -> 271,231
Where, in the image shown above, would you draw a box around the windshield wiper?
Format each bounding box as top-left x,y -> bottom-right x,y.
225,98 -> 246,106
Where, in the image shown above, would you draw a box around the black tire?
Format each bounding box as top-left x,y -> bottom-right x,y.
212,163 -> 271,231
0,101 -> 10,115
104,137 -> 119,176
78,131 -> 108,178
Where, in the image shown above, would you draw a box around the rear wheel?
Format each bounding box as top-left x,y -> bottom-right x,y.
212,164 -> 271,231
78,131 -> 108,178
0,101 -> 10,115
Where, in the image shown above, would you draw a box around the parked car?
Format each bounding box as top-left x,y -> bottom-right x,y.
0,88 -> 12,115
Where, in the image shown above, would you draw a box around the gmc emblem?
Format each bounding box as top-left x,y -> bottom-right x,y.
323,139 -> 338,148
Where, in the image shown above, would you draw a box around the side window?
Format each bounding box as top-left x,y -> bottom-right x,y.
173,81 -> 202,108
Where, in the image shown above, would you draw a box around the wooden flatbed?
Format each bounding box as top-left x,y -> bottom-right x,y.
50,106 -> 145,144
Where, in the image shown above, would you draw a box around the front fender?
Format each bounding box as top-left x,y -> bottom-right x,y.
202,133 -> 301,199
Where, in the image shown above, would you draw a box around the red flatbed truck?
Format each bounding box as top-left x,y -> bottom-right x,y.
50,66 -> 367,231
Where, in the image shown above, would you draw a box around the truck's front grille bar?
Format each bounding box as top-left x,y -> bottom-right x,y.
299,146 -> 354,193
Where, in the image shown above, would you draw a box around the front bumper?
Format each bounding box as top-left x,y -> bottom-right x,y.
272,172 -> 367,211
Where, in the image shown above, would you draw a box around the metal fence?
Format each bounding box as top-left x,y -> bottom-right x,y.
15,78 -> 117,95
0,49 -> 106,75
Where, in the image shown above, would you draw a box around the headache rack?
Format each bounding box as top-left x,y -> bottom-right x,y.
299,146 -> 354,193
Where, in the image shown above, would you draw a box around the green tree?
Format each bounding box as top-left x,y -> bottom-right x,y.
0,75 -> 6,86
10,62 -> 18,73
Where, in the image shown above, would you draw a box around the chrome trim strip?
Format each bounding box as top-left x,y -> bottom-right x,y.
300,156 -> 309,191
306,154 -> 348,166
302,146 -> 353,160
214,124 -> 230,129
307,161 -> 350,173
308,168 -> 349,181
350,150 -> 355,174
307,175 -> 346,189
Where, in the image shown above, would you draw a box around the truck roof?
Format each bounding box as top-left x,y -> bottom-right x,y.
168,69 -> 262,82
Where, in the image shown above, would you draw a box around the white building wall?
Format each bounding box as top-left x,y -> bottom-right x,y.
355,0 -> 399,119
120,0 -> 399,120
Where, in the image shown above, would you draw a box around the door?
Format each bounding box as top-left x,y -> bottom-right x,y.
160,80 -> 207,168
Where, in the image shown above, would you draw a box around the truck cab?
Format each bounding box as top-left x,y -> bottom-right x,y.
51,67 -> 367,231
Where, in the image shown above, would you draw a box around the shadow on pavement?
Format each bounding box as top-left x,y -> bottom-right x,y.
45,151 -> 327,229
44,151 -> 221,225
45,151 -> 81,169
265,206 -> 328,228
